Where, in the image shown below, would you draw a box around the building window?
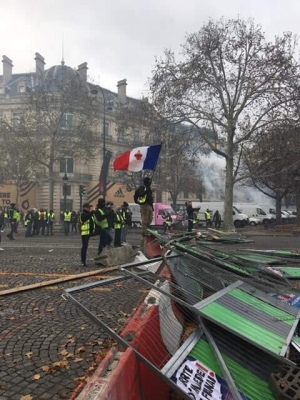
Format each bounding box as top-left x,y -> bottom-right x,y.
118,130 -> 125,141
60,113 -> 73,129
134,130 -> 140,142
18,85 -> 25,93
60,157 -> 74,174
104,121 -> 110,137
12,112 -> 22,129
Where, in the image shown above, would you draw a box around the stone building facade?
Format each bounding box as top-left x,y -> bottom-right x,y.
0,53 -> 144,215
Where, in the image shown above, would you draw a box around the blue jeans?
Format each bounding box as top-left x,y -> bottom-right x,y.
98,228 -> 112,254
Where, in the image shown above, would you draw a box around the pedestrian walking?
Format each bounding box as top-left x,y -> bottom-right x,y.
213,210 -> 222,229
94,199 -> 112,255
79,203 -> 94,267
63,209 -> 72,236
134,177 -> 153,236
47,210 -> 55,235
71,211 -> 78,233
120,202 -> 132,244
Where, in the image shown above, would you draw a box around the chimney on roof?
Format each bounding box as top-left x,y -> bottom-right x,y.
2,55 -> 13,86
35,53 -> 45,77
78,62 -> 88,81
117,79 -> 127,103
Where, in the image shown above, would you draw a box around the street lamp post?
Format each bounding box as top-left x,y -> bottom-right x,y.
293,170 -> 300,225
91,85 -> 107,200
62,173 -> 69,211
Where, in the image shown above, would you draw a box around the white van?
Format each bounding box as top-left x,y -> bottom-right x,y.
234,203 -> 274,224
192,202 -> 249,228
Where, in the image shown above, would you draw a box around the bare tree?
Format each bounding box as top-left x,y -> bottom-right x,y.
150,18 -> 299,230
244,124 -> 300,223
0,66 -> 98,209
116,98 -> 202,204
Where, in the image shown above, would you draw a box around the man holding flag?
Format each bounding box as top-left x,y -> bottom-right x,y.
114,143 -> 161,236
135,177 -> 154,235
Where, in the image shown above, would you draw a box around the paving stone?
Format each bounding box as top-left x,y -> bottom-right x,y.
0,234 -> 143,399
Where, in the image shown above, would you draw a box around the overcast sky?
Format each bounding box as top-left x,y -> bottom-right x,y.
1,0 -> 300,98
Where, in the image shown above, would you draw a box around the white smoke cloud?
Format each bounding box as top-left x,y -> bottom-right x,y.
199,153 -> 274,205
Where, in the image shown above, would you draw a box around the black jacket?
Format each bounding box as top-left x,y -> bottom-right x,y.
138,184 -> 153,207
186,204 -> 199,219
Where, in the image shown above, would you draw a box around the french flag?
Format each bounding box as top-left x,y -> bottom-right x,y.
113,144 -> 162,172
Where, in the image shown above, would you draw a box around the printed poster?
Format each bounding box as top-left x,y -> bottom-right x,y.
172,356 -> 249,400
274,293 -> 300,309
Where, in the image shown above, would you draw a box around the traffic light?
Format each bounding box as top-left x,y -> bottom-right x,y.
79,185 -> 85,197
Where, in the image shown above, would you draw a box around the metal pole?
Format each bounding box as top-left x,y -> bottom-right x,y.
63,182 -> 67,211
92,85 -> 107,200
79,194 -> 82,212
297,181 -> 300,225
98,86 -> 106,201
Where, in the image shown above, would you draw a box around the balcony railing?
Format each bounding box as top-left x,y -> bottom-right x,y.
55,172 -> 93,181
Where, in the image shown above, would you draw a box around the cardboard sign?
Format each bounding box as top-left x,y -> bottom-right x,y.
172,356 -> 249,400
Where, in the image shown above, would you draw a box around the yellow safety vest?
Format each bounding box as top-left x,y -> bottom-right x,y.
48,213 -> 55,221
94,209 -> 109,229
165,216 -> 172,226
138,186 -> 147,204
64,212 -> 72,222
80,213 -> 90,236
205,211 -> 211,220
114,213 -> 122,230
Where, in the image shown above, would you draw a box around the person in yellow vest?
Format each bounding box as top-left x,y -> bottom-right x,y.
94,199 -> 112,255
47,210 -> 55,236
7,203 -> 17,240
205,209 -> 212,229
114,209 -> 124,247
4,211 -> 8,228
14,209 -> 20,234
25,209 -> 34,237
79,203 -> 94,266
162,212 -> 172,234
135,177 -> 154,236
39,209 -> 48,235
63,209 -> 72,236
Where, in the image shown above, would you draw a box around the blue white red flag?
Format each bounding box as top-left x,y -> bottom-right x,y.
113,144 -> 162,172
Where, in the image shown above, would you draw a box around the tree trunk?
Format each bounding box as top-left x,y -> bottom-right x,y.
275,195 -> 282,224
296,184 -> 300,226
223,152 -> 234,231
49,174 -> 54,211
170,192 -> 178,208
49,144 -> 55,211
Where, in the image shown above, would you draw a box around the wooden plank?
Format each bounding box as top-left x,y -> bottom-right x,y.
0,266 -> 120,296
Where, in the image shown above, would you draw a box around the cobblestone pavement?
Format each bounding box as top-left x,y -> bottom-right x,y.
0,229 -> 144,400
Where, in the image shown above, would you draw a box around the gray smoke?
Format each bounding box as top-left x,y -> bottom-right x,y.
200,153 -> 274,205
